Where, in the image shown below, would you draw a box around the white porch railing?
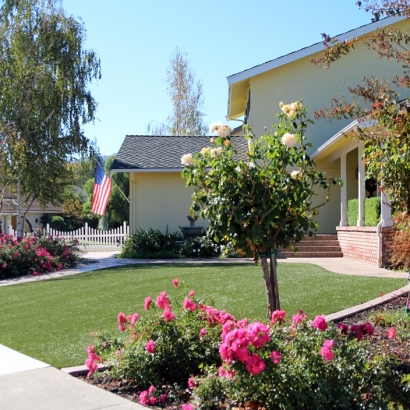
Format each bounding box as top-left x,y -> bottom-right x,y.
8,221 -> 129,252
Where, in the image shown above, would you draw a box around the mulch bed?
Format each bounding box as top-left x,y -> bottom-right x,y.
77,294 -> 410,409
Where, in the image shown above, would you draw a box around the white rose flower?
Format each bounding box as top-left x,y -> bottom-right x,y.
181,153 -> 194,165
209,121 -> 232,138
280,101 -> 302,118
281,133 -> 298,148
291,170 -> 303,180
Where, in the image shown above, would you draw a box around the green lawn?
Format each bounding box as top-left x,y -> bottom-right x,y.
0,262 -> 406,368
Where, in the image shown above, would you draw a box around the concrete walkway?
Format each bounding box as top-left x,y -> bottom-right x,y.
0,252 -> 409,409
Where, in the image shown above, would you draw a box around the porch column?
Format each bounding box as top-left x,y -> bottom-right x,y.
381,189 -> 393,227
357,142 -> 365,226
340,153 -> 348,226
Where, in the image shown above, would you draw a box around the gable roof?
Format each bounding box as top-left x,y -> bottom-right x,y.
110,135 -> 249,173
227,15 -> 405,119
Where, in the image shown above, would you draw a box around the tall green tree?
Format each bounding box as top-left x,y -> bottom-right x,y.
312,0 -> 410,212
147,48 -> 207,136
0,0 -> 101,235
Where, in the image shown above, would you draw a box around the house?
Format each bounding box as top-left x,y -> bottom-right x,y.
110,135 -> 248,234
226,15 -> 410,265
0,195 -> 63,234
112,16 -> 409,266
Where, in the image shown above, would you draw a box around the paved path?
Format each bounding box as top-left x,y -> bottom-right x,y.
0,252 -> 409,409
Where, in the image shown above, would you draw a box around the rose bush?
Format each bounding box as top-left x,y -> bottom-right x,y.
86,282 -> 408,409
0,231 -> 83,278
182,103 -> 342,313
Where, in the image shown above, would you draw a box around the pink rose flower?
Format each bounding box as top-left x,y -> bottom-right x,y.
172,278 -> 179,288
148,385 -> 155,395
387,327 -> 396,339
117,312 -> 127,325
146,339 -> 156,354
188,376 -> 196,389
199,328 -> 207,338
321,339 -> 334,361
245,354 -> 265,375
182,404 -> 194,410
188,290 -> 196,297
270,350 -> 281,364
271,309 -> 286,324
183,297 -> 197,312
144,296 -> 152,310
247,322 -> 270,348
156,291 -> 170,309
139,390 -> 149,405
160,393 -> 167,403
163,307 -> 175,322
362,322 -> 375,336
148,396 -> 158,405
130,313 -> 139,325
313,315 -> 328,331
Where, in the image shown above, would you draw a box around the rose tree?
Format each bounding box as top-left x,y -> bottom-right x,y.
182,103 -> 341,314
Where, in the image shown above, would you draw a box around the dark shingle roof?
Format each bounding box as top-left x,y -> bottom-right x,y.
110,135 -> 249,172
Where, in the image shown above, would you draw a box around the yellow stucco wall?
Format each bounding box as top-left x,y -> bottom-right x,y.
130,172 -> 209,235
248,19 -> 410,151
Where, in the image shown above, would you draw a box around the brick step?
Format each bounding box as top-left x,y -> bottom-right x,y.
279,251 -> 343,258
298,234 -> 338,242
289,245 -> 342,252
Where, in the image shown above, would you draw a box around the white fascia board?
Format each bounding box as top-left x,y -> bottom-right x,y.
227,16 -> 405,85
110,168 -> 183,173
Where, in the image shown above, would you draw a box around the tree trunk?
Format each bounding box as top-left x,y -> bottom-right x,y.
260,257 -> 275,318
269,252 -> 280,311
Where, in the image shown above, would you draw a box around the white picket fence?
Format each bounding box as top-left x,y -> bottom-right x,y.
9,222 -> 130,252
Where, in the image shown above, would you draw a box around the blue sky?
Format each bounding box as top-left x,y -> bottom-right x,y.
62,0 -> 373,156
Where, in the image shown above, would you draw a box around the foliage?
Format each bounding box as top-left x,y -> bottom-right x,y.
391,211 -> 410,269
347,198 -> 382,226
0,231 -> 83,279
147,47 -> 207,136
182,103 -> 341,311
120,227 -> 184,258
347,198 -> 359,226
0,0 -> 100,235
312,1 -> 410,213
86,282 -> 408,409
365,196 -> 381,226
180,235 -> 221,258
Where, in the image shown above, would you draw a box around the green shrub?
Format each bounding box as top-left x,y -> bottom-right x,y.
347,199 -> 358,226
119,227 -> 183,258
180,235 -> 220,258
365,197 -> 381,226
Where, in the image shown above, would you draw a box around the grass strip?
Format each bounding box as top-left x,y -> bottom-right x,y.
0,262 -> 405,368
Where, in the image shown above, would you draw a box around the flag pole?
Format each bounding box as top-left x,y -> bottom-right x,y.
96,160 -> 130,204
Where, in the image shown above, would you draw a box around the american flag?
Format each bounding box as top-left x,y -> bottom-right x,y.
92,162 -> 112,216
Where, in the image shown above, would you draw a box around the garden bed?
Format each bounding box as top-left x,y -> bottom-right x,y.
77,294 -> 410,409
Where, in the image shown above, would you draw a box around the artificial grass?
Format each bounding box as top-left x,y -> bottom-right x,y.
0,262 -> 406,368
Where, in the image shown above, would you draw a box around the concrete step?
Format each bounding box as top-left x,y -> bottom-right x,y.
279,251 -> 344,258
291,245 -> 342,252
